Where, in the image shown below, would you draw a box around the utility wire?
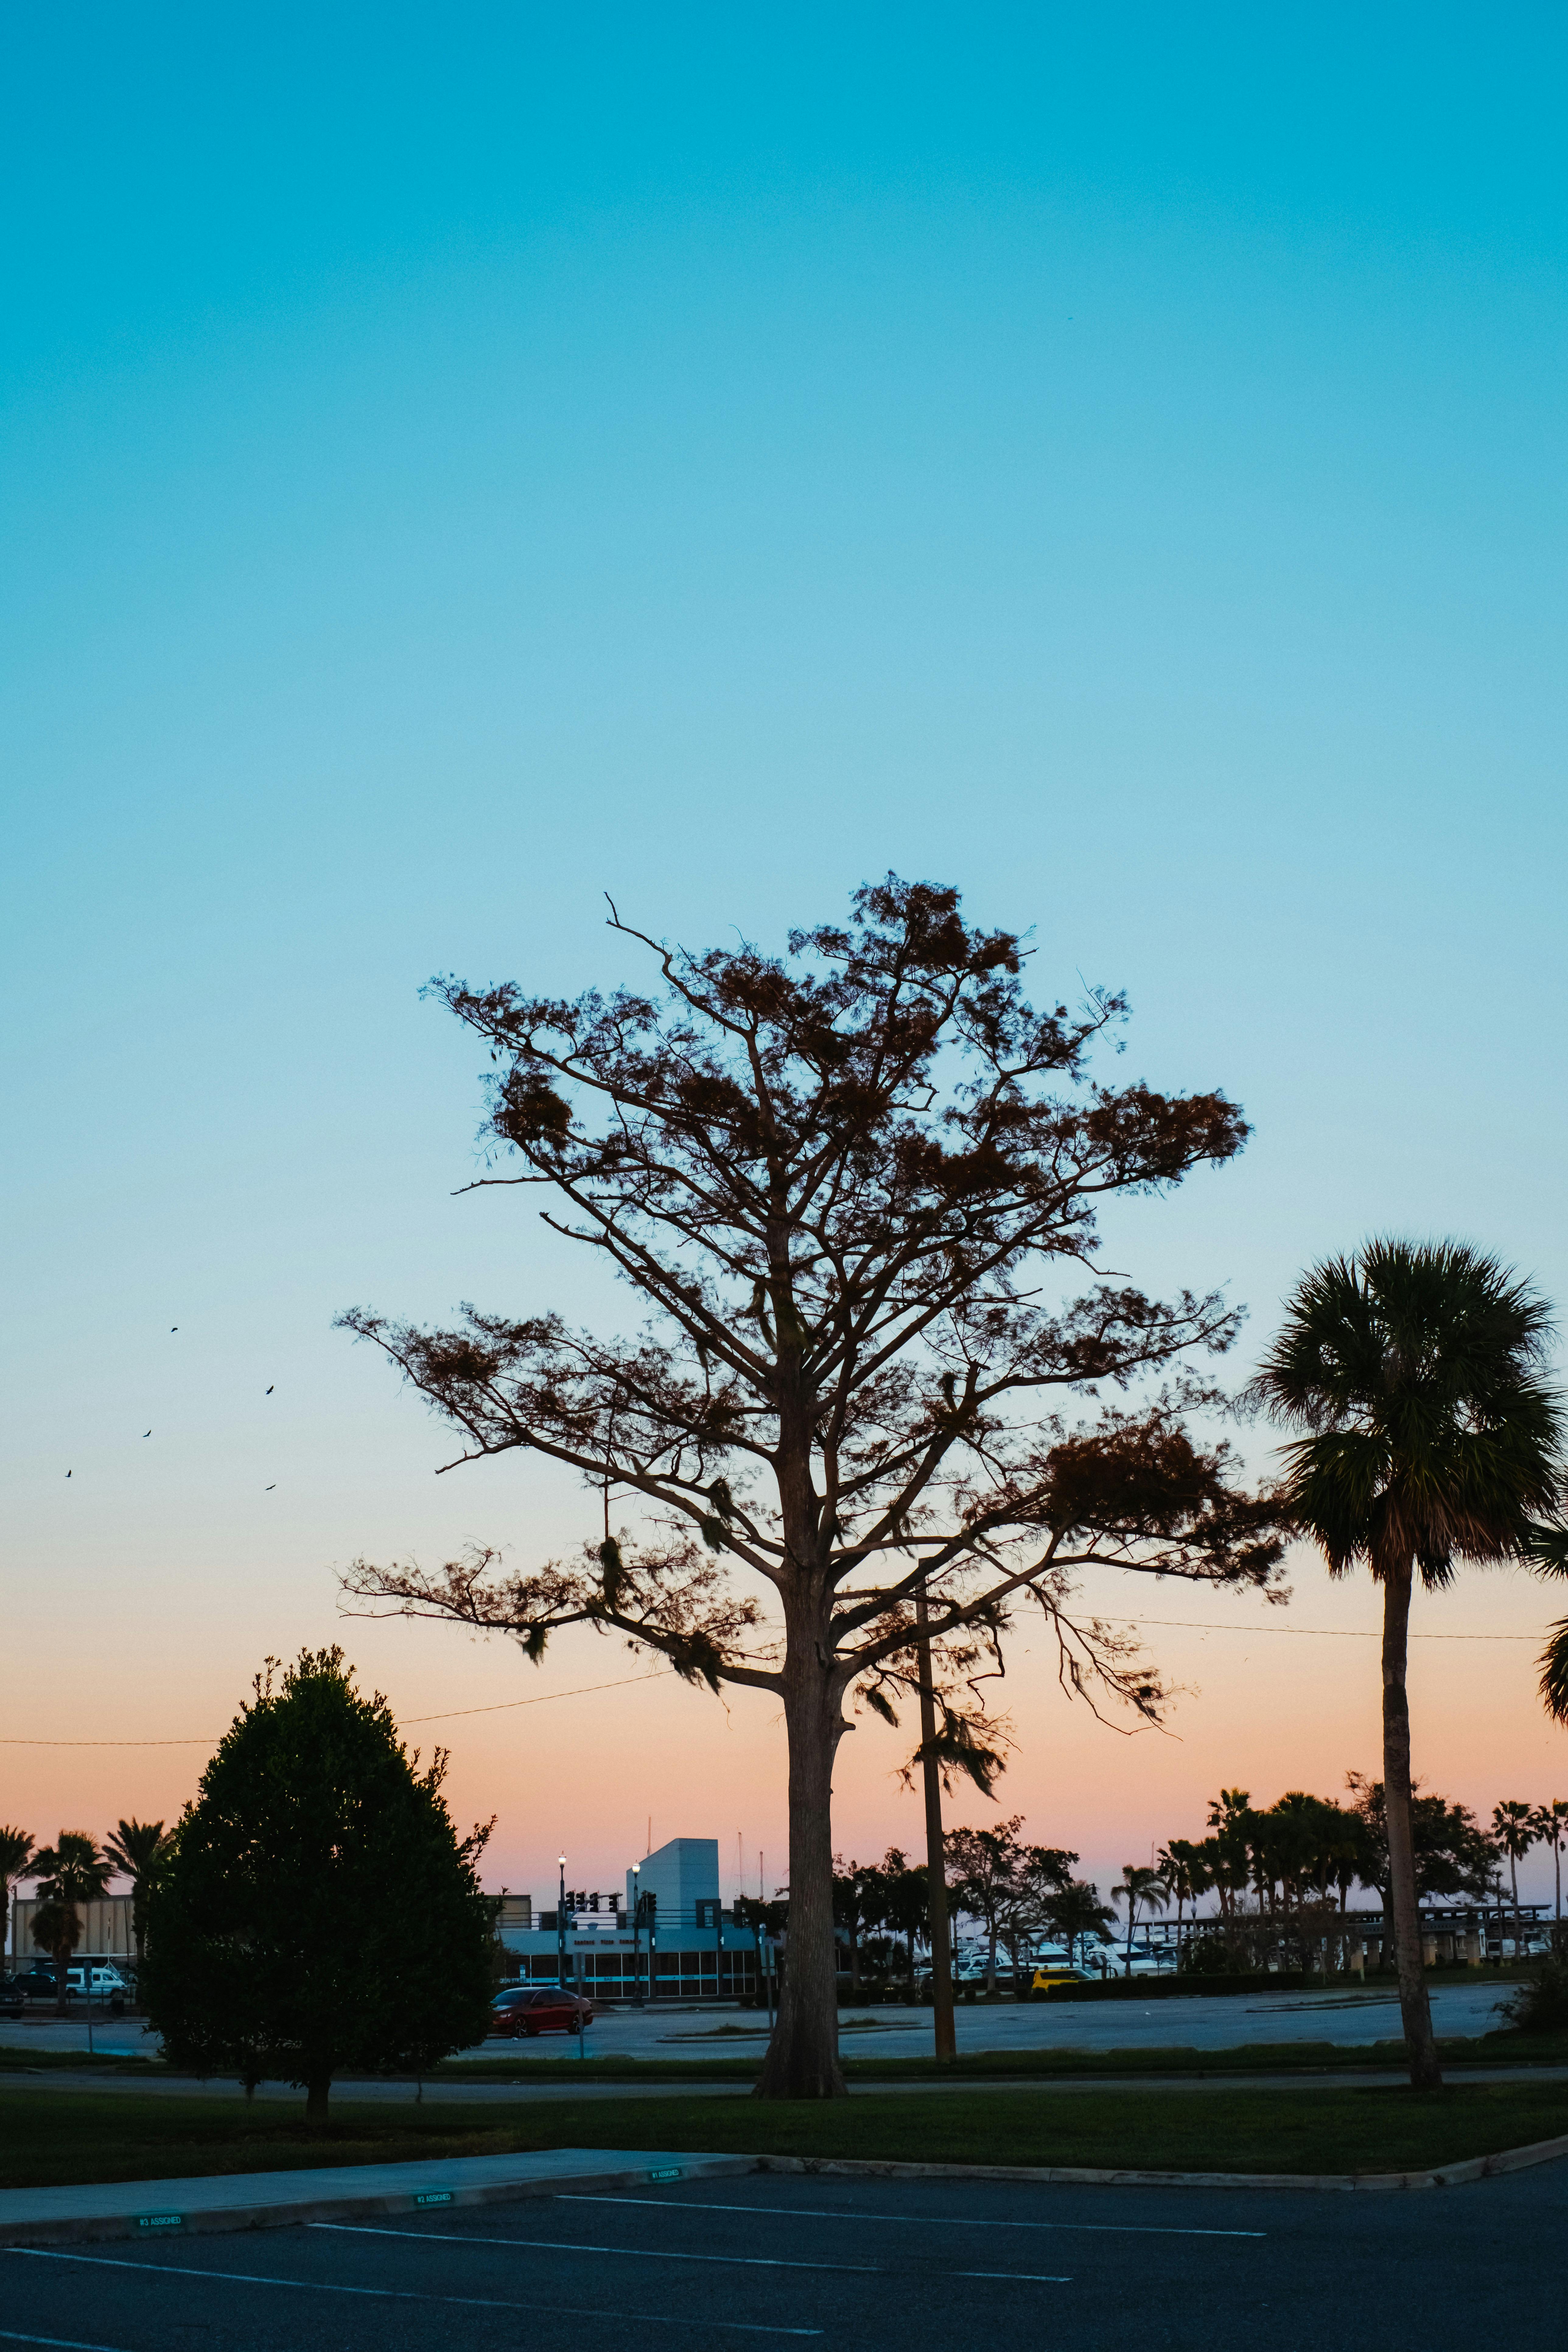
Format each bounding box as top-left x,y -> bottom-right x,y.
0,1667 -> 672,1748
1103,1616 -> 1534,1642
0,1618 -> 1538,1746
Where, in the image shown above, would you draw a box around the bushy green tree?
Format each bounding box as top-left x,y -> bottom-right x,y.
1345,1774 -> 1496,1913
142,1650 -> 495,2125
946,1817 -> 1027,1992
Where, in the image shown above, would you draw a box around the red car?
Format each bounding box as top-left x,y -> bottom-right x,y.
490,1985 -> 595,2037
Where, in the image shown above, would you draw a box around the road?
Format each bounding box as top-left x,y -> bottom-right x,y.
1,2164 -> 1560,2349
0,1977 -> 1516,2066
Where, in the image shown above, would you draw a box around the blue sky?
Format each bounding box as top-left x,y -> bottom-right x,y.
4,6 -> 1566,1900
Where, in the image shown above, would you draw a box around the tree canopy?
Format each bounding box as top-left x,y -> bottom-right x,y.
142,1649 -> 495,2123
342,877 -> 1284,2096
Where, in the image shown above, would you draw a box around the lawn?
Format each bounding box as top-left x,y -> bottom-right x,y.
2,2079 -> 1565,2192
426,2025 -> 1568,2084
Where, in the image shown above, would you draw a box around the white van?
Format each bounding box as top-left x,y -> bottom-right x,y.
65,1965 -> 127,1996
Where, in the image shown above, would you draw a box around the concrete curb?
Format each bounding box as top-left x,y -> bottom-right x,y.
752,2130 -> 1568,2195
3,2124 -> 1565,2243
0,2151 -> 753,2249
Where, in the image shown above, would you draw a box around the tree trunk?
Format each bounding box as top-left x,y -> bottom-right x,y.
755,1645 -> 845,2099
916,1588 -> 956,2059
1509,1853 -> 1521,1966
54,1935 -> 70,2015
305,2069 -> 331,2128
1381,1561 -> 1442,2090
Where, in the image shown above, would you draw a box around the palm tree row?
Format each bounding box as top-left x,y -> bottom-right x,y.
2,1820 -> 170,2011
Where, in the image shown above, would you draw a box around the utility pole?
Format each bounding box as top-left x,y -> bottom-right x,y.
916,1583 -> 957,2061
557,1854 -> 568,1987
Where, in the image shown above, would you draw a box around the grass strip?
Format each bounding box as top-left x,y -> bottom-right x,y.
6,2027 -> 1564,2092
1,2079 -> 1565,2192
427,2026 -> 1568,2084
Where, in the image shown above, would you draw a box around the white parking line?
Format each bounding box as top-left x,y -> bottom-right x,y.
314,2219 -> 1070,2285
561,2193 -> 1267,2239
313,2220 -> 879,2273
4,2247 -> 817,2336
0,2332 -> 130,2350
955,2270 -> 1072,2284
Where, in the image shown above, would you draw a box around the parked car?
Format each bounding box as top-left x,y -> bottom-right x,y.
489,1985 -> 594,2037
0,1974 -> 23,2019
12,1966 -> 61,2000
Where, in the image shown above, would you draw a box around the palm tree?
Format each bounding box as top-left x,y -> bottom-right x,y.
29,1834 -> 113,2012
104,1819 -> 169,1968
1492,1801 -> 1538,1962
1157,1840 -> 1208,1961
1251,1240 -> 1564,2090
0,1828 -> 33,1969
1046,1880 -> 1115,1972
1531,1800 -> 1568,1927
1111,1865 -> 1170,1975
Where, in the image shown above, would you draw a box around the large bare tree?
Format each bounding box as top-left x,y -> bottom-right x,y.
341,878 -> 1283,2097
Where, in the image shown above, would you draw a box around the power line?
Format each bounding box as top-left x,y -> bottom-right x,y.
0,1666 -> 671,1748
1106,1616 -> 1535,1642
0,1616 -> 1539,1748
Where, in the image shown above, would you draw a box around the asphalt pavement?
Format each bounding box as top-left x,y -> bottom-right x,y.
1,2163 -> 1561,2349
0,1976 -> 1517,2067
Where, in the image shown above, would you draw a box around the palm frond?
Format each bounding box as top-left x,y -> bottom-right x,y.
1539,1619 -> 1568,1726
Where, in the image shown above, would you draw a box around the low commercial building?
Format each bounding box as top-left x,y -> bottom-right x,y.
497,1836 -> 764,1999
8,1895 -> 135,1967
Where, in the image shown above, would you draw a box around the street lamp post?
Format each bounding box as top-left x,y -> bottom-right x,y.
557,1855 -> 568,1988
629,1863 -> 643,2005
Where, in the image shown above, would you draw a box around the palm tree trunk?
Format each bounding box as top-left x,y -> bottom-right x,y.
1509,1853 -> 1523,1967
1381,1560 -> 1442,2090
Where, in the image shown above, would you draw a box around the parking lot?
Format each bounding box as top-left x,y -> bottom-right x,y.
2,2162 -> 1562,2350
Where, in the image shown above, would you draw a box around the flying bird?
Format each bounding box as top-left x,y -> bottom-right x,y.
65,1469 -> 72,1478
143,1430 -> 152,1438
170,1326 -> 178,1333
265,1385 -> 274,1395
264,1484 -> 275,1492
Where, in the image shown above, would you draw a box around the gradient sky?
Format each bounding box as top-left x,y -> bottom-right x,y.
5,6 -> 1568,1913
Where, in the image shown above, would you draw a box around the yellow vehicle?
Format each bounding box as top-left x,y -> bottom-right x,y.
1030,1965 -> 1088,1992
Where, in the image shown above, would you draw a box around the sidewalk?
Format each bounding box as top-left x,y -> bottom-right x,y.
0,2146 -> 753,2248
